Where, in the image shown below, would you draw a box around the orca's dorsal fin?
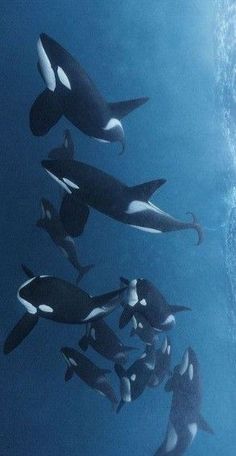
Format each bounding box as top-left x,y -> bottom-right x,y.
65,367 -> 74,382
130,179 -> 167,201
21,264 -> 35,278
109,97 -> 149,119
198,414 -> 214,435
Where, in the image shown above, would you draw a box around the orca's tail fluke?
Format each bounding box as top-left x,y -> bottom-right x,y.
3,313 -> 39,354
76,264 -> 95,284
186,212 -> 203,246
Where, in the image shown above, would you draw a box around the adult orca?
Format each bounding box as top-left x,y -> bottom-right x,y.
114,344 -> 156,413
3,265 -> 126,354
48,129 -> 74,160
41,159 -> 203,244
79,319 -> 136,364
148,336 -> 171,388
30,33 -> 149,153
154,348 -> 213,455
36,198 -> 93,282
119,278 -> 191,332
130,312 -> 158,345
61,347 -> 118,408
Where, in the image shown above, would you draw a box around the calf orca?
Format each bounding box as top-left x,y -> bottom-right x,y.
130,312 -> 158,345
155,347 -> 213,455
30,33 -> 149,153
41,159 -> 203,244
37,198 -> 93,282
119,278 -> 191,332
114,344 -> 156,413
3,265 -> 126,354
148,337 -> 171,388
61,347 -> 118,408
48,129 -> 74,160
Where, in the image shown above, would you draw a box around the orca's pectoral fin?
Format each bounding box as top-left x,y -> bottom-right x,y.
3,313 -> 39,354
119,306 -> 134,329
198,414 -> 214,435
130,179 -> 167,201
170,305 -> 191,314
109,97 -> 149,119
65,367 -> 74,382
60,192 -> 90,237
30,89 -> 63,136
21,264 -> 35,279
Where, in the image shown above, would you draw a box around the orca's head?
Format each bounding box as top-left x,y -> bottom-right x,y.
42,159 -> 80,194
61,347 -> 80,367
165,347 -> 199,394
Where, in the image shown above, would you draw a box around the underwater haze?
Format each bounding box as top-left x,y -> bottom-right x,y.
1,1 -> 236,455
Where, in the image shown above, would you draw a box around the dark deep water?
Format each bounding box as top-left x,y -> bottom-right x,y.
1,1 -> 236,455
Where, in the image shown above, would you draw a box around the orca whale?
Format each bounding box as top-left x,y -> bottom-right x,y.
119,277 -> 191,332
79,319 -> 136,364
30,33 -> 149,153
48,129 -> 74,160
3,265 -> 126,354
114,344 -> 156,413
155,347 -> 213,455
61,347 -> 118,408
41,159 -> 203,244
148,336 -> 171,388
36,198 -> 94,282
130,312 -> 158,345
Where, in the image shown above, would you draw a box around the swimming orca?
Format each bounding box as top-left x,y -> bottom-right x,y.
148,336 -> 171,388
30,33 -> 149,153
3,265 -> 126,354
119,278 -> 191,332
130,312 -> 158,345
61,347 -> 118,408
36,198 -> 94,282
79,319 -> 136,364
114,344 -> 156,413
41,159 -> 203,244
155,347 -> 213,455
48,129 -> 74,160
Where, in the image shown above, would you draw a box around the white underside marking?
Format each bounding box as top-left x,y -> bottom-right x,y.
130,224 -> 162,234
82,307 -> 106,321
179,349 -> 189,375
166,424 -> 178,452
17,277 -> 37,314
60,247 -> 69,258
45,170 -> 72,194
130,374 -> 136,382
121,377 -> 131,402
65,236 -> 75,246
103,118 -> 123,131
188,363 -> 194,381
140,298 -> 147,306
64,138 -> 68,148
91,328 -> 96,340
41,202 -> 46,218
162,337 -> 168,353
37,38 -> 56,91
132,315 -> 138,329
162,314 -> 175,326
128,279 -> 138,307
57,66 -> 71,90
126,200 -> 164,215
140,352 -> 147,359
188,423 -> 198,444
91,136 -> 110,143
46,210 -> 51,219
63,177 -> 79,189
39,304 -> 53,313
138,322 -> 143,329
167,345 -> 171,355
69,357 -> 77,366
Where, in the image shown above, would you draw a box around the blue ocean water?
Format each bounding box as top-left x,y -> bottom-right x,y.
0,1 -> 236,455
